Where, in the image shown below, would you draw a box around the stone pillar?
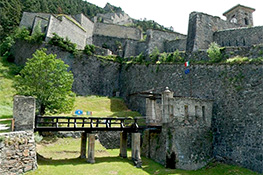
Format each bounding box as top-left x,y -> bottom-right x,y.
13,95 -> 36,131
80,132 -> 87,158
119,131 -> 127,158
162,87 -> 174,124
131,133 -> 142,168
87,133 -> 95,163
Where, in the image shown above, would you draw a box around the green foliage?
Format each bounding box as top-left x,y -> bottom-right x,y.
0,36 -> 15,58
207,42 -> 223,63
49,33 -> 77,54
14,48 -> 75,115
150,47 -> 160,63
132,18 -> 174,33
226,56 -> 263,64
84,44 -> 96,56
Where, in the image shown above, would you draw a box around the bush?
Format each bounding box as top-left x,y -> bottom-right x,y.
0,36 -> 15,57
84,44 -> 96,56
150,47 -> 159,63
49,33 -> 77,54
207,42 -> 223,63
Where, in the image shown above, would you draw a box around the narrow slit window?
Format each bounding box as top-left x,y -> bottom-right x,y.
184,105 -> 189,119
202,106 -> 205,122
195,106 -> 198,117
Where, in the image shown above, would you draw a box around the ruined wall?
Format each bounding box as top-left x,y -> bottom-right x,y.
214,26 -> 263,47
46,15 -> 87,49
93,23 -> 142,40
146,29 -> 186,54
120,64 -> 263,173
186,12 -> 238,52
0,131 -> 37,174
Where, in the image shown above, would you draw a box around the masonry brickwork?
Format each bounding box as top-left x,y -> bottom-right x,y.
0,131 -> 37,175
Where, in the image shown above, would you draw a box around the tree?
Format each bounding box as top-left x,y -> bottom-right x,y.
14,48 -> 75,115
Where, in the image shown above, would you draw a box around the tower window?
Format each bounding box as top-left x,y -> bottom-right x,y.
244,18 -> 249,25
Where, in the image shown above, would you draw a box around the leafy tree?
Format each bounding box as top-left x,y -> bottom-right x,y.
14,48 -> 75,115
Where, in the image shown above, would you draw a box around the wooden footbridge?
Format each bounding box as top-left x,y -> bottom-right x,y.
34,115 -> 160,167
34,115 -> 144,132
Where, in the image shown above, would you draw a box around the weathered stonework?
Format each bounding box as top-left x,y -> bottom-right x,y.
0,131 -> 37,175
142,89 -> 213,170
13,96 -> 36,131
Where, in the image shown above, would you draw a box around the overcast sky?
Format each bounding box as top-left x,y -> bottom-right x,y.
86,0 -> 263,35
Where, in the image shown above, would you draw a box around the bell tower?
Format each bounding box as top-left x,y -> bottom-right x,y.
223,4 -> 255,27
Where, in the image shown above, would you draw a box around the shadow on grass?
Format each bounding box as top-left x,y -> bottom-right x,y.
37,154 -> 180,175
37,154 -> 135,166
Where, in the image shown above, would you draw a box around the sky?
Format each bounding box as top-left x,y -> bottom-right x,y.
86,0 -> 263,35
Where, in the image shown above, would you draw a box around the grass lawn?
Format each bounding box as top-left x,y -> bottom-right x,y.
26,137 -> 260,175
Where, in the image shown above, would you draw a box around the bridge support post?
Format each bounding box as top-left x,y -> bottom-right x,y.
131,133 -> 142,168
119,131 -> 127,158
80,132 -> 87,158
87,133 -> 95,163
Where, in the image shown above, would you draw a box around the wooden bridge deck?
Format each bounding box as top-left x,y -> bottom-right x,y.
35,116 -> 150,132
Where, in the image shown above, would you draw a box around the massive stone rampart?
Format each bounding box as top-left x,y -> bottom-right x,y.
146,29 -> 186,54
214,26 -> 263,47
46,15 -> 87,49
120,63 -> 263,173
12,41 -> 263,173
93,23 -> 142,40
186,12 -> 239,52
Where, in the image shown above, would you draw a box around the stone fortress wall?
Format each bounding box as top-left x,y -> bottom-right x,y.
46,15 -> 87,49
20,4 -> 263,57
214,26 -> 263,47
11,40 -> 263,173
14,4 -> 263,174
186,12 -> 239,52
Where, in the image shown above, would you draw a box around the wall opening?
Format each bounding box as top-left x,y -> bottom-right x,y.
184,105 -> 189,120
244,18 -> 249,25
195,106 -> 198,118
202,106 -> 205,122
166,152 -> 176,169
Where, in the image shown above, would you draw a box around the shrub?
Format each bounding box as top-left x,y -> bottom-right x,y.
0,36 -> 15,57
49,33 -> 77,54
84,44 -> 96,56
207,42 -> 223,63
150,47 -> 159,63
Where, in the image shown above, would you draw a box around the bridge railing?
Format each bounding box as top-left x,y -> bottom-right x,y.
35,115 -> 145,131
